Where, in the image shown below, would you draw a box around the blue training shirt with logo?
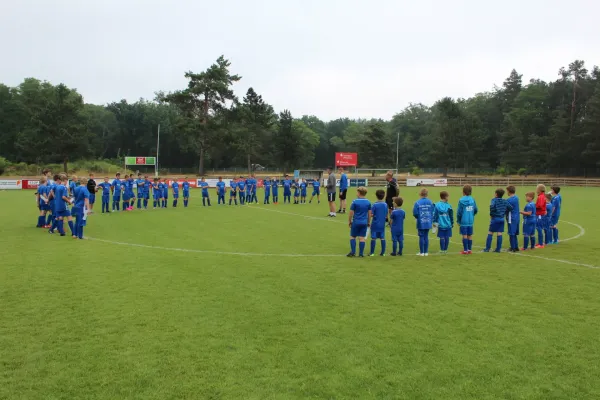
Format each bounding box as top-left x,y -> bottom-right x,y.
351,198 -> 372,225
371,201 -> 388,231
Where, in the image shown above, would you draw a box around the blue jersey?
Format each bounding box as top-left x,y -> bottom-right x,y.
312,180 -> 320,189
340,173 -> 348,191
545,203 -> 553,223
152,183 -> 161,197
182,181 -> 190,193
112,179 -> 122,195
238,181 -> 245,192
300,182 -> 307,192
216,181 -> 226,195
371,201 -> 388,231
350,198 -> 372,225
230,181 -> 237,193
413,198 -> 434,230
390,208 -> 406,235
283,179 -> 292,192
272,181 -> 279,194
98,182 -> 111,197
250,178 -> 257,193
74,186 -> 90,208
457,195 -> 478,227
200,182 -> 209,196
433,201 -> 454,230
507,195 -> 520,225
144,179 -> 151,194
490,198 -> 512,219
54,185 -> 68,212
294,183 -> 300,196
69,181 -> 76,196
48,183 -> 57,202
136,179 -> 145,194
551,194 -> 562,218
524,202 -> 536,224
264,180 -> 271,193
172,181 -> 179,194
162,183 -> 168,196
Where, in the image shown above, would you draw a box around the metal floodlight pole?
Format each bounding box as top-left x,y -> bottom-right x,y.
156,124 -> 160,177
395,131 -> 400,174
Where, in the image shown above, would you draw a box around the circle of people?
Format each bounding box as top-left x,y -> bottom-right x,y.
346,183 -> 563,258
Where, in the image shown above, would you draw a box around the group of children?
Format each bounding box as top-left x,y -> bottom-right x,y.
346,184 -> 563,257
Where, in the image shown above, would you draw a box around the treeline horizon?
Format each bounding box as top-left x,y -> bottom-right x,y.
1,57 -> 599,176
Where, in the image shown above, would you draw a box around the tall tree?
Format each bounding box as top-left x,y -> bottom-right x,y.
160,56 -> 241,174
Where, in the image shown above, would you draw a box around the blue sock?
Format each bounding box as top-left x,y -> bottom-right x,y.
462,238 -> 468,251
496,235 -> 503,252
392,240 -> 398,254
50,216 -> 57,231
37,216 -> 43,227
370,240 -> 376,255
424,236 -> 429,254
57,220 -> 64,235
545,229 -> 550,245
485,234 -> 493,250
359,241 -> 366,256
184,200 -> 188,207
531,236 -> 536,248
350,238 -> 356,254
381,239 -> 386,255
524,236 -> 529,249
68,220 -> 74,236
46,214 -> 52,226
537,228 -> 543,245
207,198 -> 211,206
398,240 -> 404,255
553,227 -> 559,242
137,199 -> 141,208
439,239 -> 444,251
418,236 -> 424,254
468,239 -> 473,251
78,226 -> 84,239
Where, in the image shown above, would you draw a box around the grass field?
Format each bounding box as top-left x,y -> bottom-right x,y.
1,186 -> 599,400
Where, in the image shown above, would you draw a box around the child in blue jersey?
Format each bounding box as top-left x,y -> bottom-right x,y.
263,178 -> 271,204
216,177 -> 226,205
245,177 -> 252,204
520,192 -> 537,250
200,178 -> 211,206
251,174 -> 259,204
68,175 -> 77,197
413,188 -> 434,256
283,175 -> 292,204
433,191 -> 454,254
122,175 -> 131,211
484,188 -> 513,253
272,179 -> 279,204
506,186 -> 520,252
369,190 -> 388,256
128,175 -> 136,210
172,180 -> 180,207
543,194 -> 554,245
143,175 -> 151,209
97,177 -> 111,213
550,186 -> 562,244
347,187 -> 371,257
300,179 -> 307,203
72,177 -> 91,239
152,178 -> 161,208
338,168 -> 349,213
309,179 -> 320,204
36,178 -> 49,227
47,174 -> 60,232
229,180 -> 238,205
237,177 -> 246,205
111,173 -> 122,211
49,176 -> 70,236
182,178 -> 190,207
293,179 -> 300,204
390,197 -> 405,256
135,174 -> 145,209
162,179 -> 169,208
457,184 -> 478,255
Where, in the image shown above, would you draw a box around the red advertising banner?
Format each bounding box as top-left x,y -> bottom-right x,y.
21,180 -> 39,189
335,152 -> 358,167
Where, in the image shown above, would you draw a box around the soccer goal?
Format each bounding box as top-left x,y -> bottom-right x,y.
356,168 -> 398,178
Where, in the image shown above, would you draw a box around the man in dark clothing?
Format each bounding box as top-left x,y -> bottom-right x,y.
385,171 -> 399,220
87,173 -> 97,212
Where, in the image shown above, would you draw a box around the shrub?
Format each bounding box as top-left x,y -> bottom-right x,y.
411,166 -> 422,176
496,166 -> 510,177
0,157 -> 10,175
517,168 -> 528,176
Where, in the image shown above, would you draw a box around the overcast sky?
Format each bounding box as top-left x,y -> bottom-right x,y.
1,0 -> 598,121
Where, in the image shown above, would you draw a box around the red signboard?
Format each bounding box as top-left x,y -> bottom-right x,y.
335,152 -> 358,167
22,180 -> 39,189
136,157 -> 146,165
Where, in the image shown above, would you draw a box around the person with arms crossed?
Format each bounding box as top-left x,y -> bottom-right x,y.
337,167 -> 349,214
326,167 -> 337,217
347,187 -> 371,257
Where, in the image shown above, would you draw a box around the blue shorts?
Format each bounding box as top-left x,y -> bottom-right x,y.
350,223 -> 368,237
459,226 -> 473,236
272,191 -> 278,197
230,192 -> 236,197
371,229 -> 385,239
102,196 -> 110,203
418,229 -> 429,237
183,191 -> 190,198
163,193 -> 169,199
284,190 -> 291,196
173,193 -> 179,199
550,216 -> 559,226
391,232 -> 404,242
437,228 -> 452,238
301,191 -> 307,197
312,189 -> 320,196
41,203 -> 50,212
488,218 -> 505,233
202,193 -> 209,198
523,222 -> 536,236
122,194 -> 130,201
113,194 -> 121,201
89,194 -> 96,204
507,220 -> 520,235
294,192 -> 299,197
57,209 -> 71,218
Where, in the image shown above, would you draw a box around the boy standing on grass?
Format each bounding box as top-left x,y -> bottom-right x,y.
338,167 -> 348,214
87,173 -> 97,212
237,177 -> 246,205
152,178 -> 161,209
309,179 -> 320,204
36,177 -> 49,228
520,192 -> 537,250
69,175 -> 77,197
433,191 -> 454,254
293,179 -> 300,204
182,178 -> 190,207
390,197 -> 405,256
534,184 -> 547,248
172,180 -> 180,207
506,186 -> 520,252
229,179 -> 238,205
413,188 -> 434,256
283,175 -> 292,204
72,177 -> 91,239
550,186 -> 562,244
544,194 -> 554,246
162,178 -> 169,208
300,179 -> 307,204
122,175 -> 131,211
457,185 -> 478,255
347,187 -> 371,257
369,189 -> 388,257
251,174 -> 259,204
216,177 -> 226,205
97,177 -> 111,213
272,178 -> 279,204
136,173 -> 145,209
483,188 -> 513,253
263,177 -> 271,204
111,173 -> 122,212
200,178 -> 211,206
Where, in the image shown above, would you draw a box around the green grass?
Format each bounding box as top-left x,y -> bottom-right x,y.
1,186 -> 599,399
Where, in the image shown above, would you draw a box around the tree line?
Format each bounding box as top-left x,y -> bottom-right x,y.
1,57 -> 599,176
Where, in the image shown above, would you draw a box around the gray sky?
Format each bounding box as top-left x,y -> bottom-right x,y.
1,0 -> 598,121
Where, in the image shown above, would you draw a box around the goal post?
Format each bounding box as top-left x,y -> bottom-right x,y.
356,168 -> 398,178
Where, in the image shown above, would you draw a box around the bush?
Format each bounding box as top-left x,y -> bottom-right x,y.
0,157 -> 10,175
517,168 -> 528,176
496,166 -> 510,177
411,166 -> 422,176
